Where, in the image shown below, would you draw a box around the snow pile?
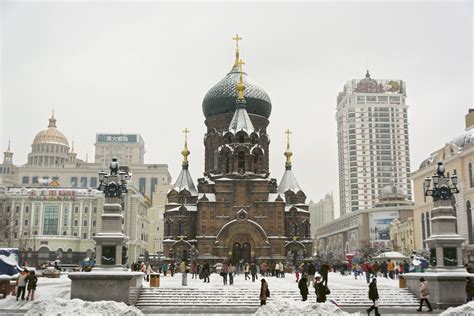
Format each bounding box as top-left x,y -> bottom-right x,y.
254,299 -> 359,315
26,298 -> 144,316
440,301 -> 474,316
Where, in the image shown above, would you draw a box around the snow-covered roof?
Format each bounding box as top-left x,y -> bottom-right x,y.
198,193 -> 216,202
173,166 -> 198,196
285,205 -> 309,213
166,205 -> 197,212
268,193 -> 283,202
227,103 -> 255,135
277,168 -> 301,194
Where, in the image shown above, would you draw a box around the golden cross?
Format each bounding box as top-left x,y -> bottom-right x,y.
236,58 -> 245,73
183,128 -> 190,143
285,129 -> 292,149
233,34 -> 242,49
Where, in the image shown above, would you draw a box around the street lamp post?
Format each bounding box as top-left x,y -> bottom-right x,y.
94,157 -> 129,268
423,161 -> 464,270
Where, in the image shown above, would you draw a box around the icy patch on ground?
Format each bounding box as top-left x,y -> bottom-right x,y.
440,301 -> 474,316
26,298 -> 143,316
254,299 -> 360,315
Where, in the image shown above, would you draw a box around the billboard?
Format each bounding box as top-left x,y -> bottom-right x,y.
369,211 -> 399,249
96,134 -> 140,144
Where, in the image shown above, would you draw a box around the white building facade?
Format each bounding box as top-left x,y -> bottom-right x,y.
336,71 -> 411,215
309,193 -> 334,238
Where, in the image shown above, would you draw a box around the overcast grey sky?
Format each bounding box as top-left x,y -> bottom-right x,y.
1,1 -> 472,216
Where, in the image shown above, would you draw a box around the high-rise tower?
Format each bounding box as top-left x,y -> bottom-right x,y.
336,71 -> 411,215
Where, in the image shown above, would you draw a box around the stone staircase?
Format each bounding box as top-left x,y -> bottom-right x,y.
136,287 -> 419,313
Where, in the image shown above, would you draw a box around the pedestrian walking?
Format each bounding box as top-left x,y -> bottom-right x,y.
417,277 -> 433,312
250,262 -> 257,282
244,263 -> 250,280
387,259 -> 395,279
314,276 -> 330,303
191,261 -> 197,279
145,262 -> 153,282
295,267 -> 300,283
279,262 -> 285,278
162,262 -> 168,276
180,259 -> 188,286
366,278 -> 380,316
320,262 -> 330,287
466,277 -> 474,302
274,262 -> 280,278
221,262 -> 229,285
170,262 -> 175,277
298,274 -> 308,301
259,279 -> 270,305
228,263 -> 235,285
16,269 -> 28,301
26,270 -> 37,301
202,260 -> 210,283
307,263 -> 316,287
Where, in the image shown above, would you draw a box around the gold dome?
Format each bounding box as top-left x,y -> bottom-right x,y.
32,113 -> 69,146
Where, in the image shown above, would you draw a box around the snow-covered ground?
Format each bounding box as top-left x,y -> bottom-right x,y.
440,301 -> 474,316
148,270 -> 400,290
0,270 -> 464,315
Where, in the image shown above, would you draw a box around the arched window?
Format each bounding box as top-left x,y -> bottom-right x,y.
421,213 -> 426,248
225,155 -> 230,173
178,222 -> 185,236
238,152 -> 245,172
253,154 -> 259,173
239,135 -> 245,143
304,222 -> 310,237
469,162 -> 474,188
467,201 -> 473,244
166,221 -> 173,236
425,212 -> 431,237
290,223 -> 298,236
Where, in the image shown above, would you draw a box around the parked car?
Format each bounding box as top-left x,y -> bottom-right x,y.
212,263 -> 222,274
40,267 -> 60,278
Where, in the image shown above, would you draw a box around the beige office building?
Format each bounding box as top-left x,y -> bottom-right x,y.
0,113 -> 172,264
309,193 -> 334,238
411,109 -> 474,266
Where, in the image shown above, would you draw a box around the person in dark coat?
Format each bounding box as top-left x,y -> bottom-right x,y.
250,262 -> 258,282
298,274 -> 309,301
320,262 -> 330,287
307,263 -> 316,287
260,279 -> 269,305
26,270 -> 38,301
314,276 -> 329,303
367,278 -> 380,316
202,261 -> 210,283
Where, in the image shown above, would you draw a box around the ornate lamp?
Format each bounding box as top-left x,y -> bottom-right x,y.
424,162 -> 459,201
97,157 -> 128,198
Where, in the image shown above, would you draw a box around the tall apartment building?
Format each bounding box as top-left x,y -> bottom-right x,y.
95,133 -> 145,166
309,193 -> 334,238
336,71 -> 411,215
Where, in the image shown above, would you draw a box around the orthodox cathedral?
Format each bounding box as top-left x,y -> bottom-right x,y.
163,36 -> 311,264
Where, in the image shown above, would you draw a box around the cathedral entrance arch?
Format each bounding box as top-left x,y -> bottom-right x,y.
216,218 -> 269,261
285,240 -> 306,266
232,242 -> 252,264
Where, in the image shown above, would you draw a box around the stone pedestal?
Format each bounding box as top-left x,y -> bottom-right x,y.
94,199 -> 129,269
69,271 -> 143,304
403,271 -> 472,308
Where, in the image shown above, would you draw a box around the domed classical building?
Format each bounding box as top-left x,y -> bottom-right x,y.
163,36 -> 311,265
27,112 -> 75,167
